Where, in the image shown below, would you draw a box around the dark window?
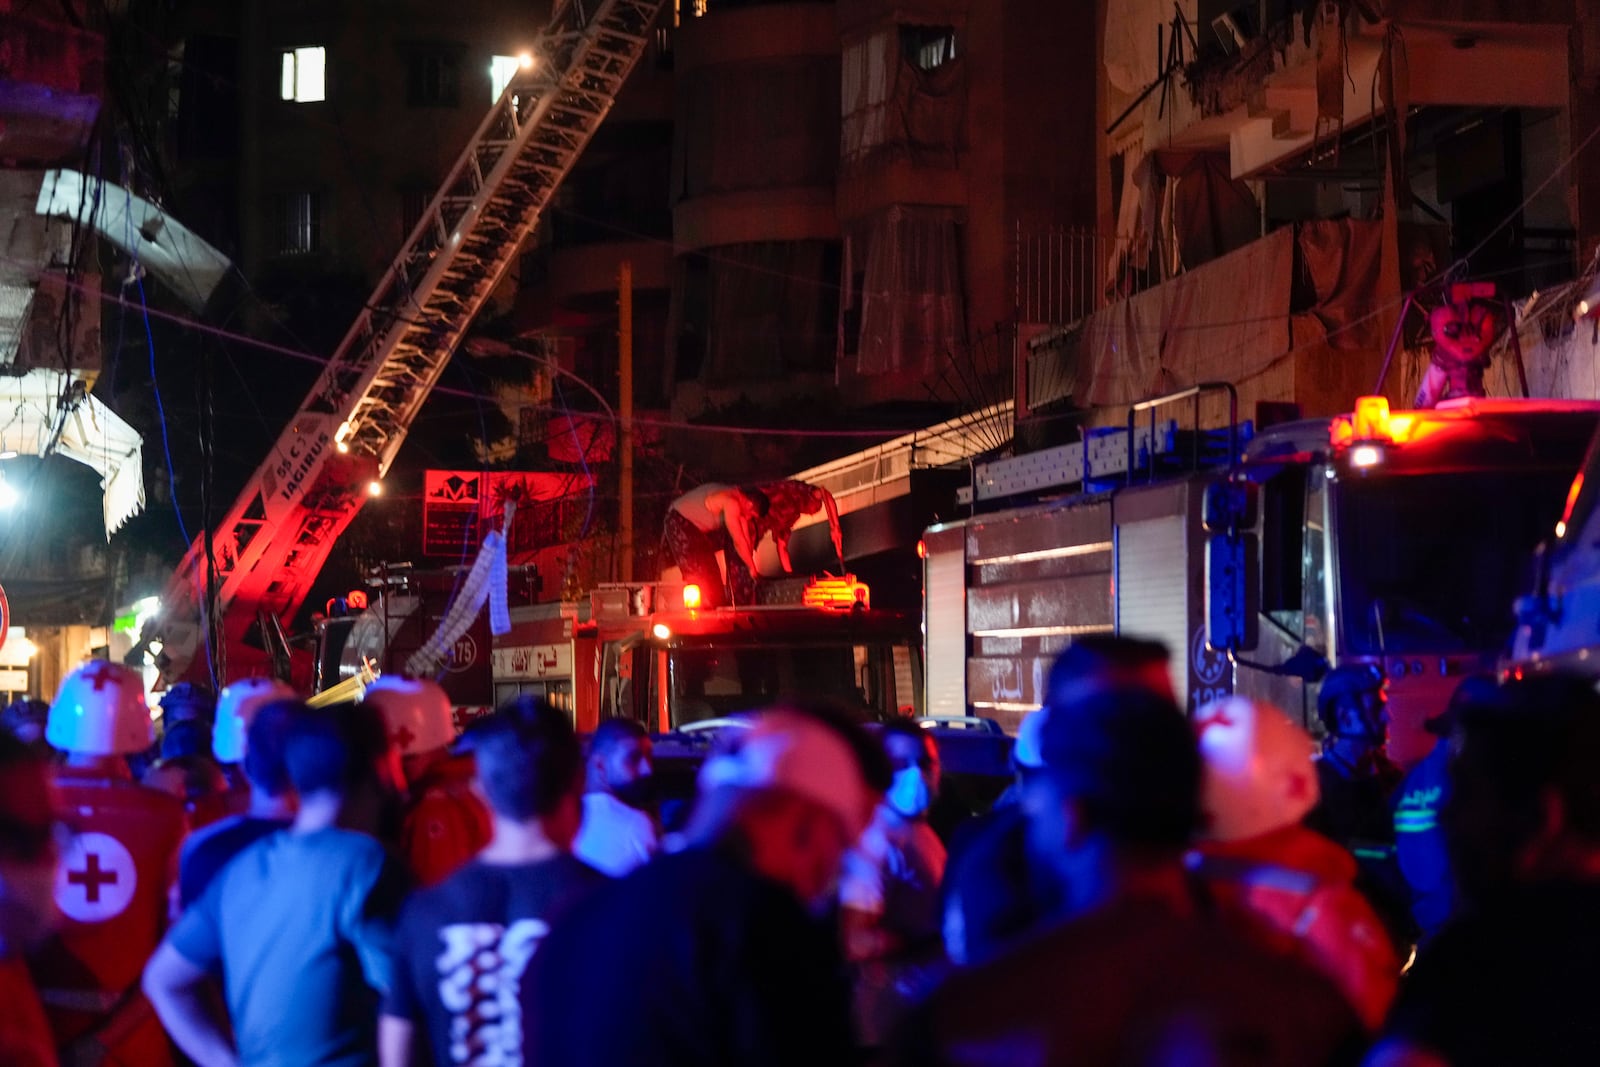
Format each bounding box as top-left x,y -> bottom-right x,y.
1261,467 -> 1306,631
900,25 -> 957,71
277,192 -> 322,254
406,46 -> 462,108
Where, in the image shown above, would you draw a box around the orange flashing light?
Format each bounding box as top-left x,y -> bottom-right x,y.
681,583 -> 703,610
347,590 -> 368,610
803,575 -> 870,611
1353,396 -> 1392,441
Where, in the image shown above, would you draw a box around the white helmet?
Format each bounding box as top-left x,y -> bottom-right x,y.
47,661 -> 154,757
213,678 -> 298,763
1194,696 -> 1320,843
361,676 -> 454,756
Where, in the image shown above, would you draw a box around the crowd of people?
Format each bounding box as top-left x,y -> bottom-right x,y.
0,635 -> 1597,1065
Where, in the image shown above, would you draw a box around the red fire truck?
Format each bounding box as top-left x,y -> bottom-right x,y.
489,575 -> 921,733
923,385 -> 1600,766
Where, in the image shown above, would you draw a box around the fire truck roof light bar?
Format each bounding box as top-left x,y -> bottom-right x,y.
971,541 -> 1115,567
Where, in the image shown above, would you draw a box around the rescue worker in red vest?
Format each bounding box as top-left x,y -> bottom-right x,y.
363,676 -> 490,886
1188,695 -> 1401,1031
34,660 -> 186,1067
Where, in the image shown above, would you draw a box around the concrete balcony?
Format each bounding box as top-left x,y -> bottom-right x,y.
1141,15 -> 1569,179
673,186 -> 838,253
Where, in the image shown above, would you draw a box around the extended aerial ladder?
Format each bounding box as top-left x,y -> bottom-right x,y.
147,0 -> 667,685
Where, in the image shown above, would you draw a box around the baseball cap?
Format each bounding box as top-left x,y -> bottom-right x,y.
698,710 -> 876,840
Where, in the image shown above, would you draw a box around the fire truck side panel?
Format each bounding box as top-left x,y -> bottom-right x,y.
922,525 -> 967,720
1113,479 -> 1217,712
956,500 -> 1114,732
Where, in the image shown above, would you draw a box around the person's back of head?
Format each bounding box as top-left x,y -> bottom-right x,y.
1446,674 -> 1600,906
282,703 -> 389,802
470,697 -> 585,845
1027,687 -> 1199,915
161,718 -> 213,762
243,700 -> 298,799
1046,635 -> 1174,710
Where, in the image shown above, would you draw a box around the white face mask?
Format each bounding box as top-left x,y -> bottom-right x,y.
886,766 -> 932,819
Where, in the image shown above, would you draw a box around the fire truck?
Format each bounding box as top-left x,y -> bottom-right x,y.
923,384 -> 1600,766
488,575 -> 921,733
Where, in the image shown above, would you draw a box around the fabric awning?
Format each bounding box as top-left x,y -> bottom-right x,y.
0,370 -> 145,536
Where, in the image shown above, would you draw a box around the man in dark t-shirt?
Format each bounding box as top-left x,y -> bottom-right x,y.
177,697 -> 298,909
380,698 -> 604,1067
527,705 -> 891,1067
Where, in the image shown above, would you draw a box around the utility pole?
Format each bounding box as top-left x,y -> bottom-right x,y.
618,261 -> 634,583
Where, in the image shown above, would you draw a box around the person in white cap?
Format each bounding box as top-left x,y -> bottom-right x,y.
363,676 -> 491,886
175,679 -> 298,910
526,704 -> 890,1067
1188,695 -> 1401,1031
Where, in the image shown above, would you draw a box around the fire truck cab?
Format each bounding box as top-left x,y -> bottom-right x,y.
580,576 -> 922,735
924,387 -> 1600,766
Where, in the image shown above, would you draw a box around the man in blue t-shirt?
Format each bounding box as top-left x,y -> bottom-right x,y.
380,697 -> 606,1067
177,696 -> 298,909
144,703 -> 409,1067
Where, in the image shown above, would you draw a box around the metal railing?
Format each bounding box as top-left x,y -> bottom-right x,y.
1013,224 -> 1112,327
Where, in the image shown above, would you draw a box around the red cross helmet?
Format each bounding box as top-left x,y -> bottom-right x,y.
213,677 -> 298,763
1194,695 -> 1320,843
361,676 -> 454,756
47,661 -> 155,756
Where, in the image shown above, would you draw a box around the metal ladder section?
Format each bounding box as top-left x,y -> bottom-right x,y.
155,0 -> 667,683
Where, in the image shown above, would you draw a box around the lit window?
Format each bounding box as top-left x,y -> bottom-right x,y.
280,46 -> 326,102
490,55 -> 520,102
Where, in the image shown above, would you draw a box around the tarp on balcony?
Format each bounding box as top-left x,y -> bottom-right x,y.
844,205 -> 965,377
1038,219 -> 1384,409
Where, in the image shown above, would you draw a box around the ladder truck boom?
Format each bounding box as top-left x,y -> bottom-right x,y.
147,0 -> 667,685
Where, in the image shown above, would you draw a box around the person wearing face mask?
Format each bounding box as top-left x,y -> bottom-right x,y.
526,704 -> 889,1067
841,720 -> 948,1050
572,718 -> 659,877
0,731 -> 63,1066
